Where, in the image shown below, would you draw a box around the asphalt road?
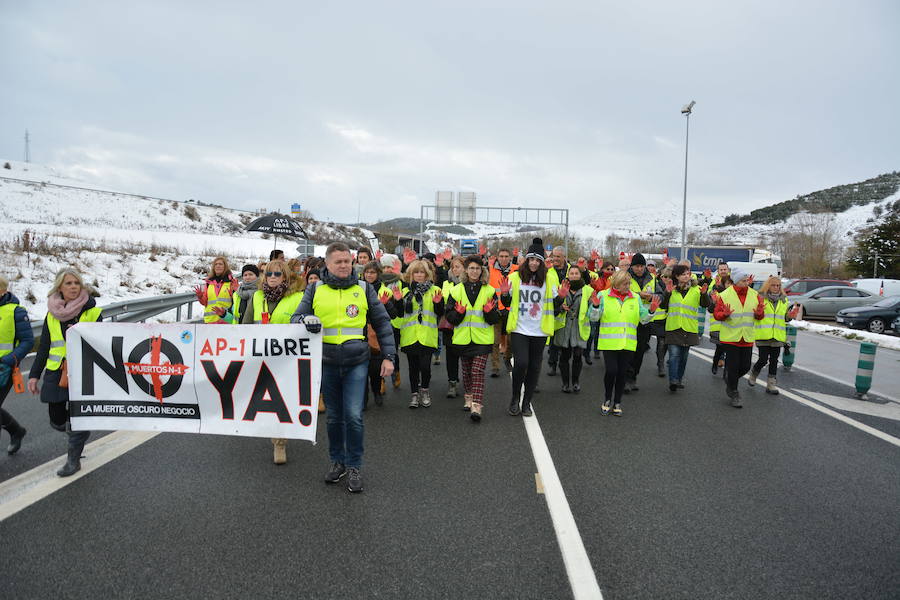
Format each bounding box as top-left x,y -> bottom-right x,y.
1,340 -> 898,599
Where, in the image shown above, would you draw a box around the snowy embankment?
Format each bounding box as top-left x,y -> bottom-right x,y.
0,162 -> 345,321
792,320 -> 900,351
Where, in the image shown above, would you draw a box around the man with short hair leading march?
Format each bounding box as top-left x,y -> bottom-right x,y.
291,242 -> 396,493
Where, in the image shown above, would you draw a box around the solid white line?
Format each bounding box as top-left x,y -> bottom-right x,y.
688,349 -> 900,449
522,409 -> 603,599
0,430 -> 159,522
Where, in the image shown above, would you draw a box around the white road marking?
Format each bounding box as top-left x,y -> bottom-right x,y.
0,430 -> 159,522
793,389 -> 900,422
689,349 -> 900,449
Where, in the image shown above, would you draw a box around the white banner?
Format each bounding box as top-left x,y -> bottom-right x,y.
68,323 -> 322,442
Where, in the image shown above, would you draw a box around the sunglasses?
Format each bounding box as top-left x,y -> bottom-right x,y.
265,271 -> 283,277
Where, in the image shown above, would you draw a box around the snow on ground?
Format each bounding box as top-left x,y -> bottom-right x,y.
791,319 -> 900,351
0,166 -> 342,320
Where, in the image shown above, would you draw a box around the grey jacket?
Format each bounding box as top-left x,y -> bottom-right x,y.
291,269 -> 396,367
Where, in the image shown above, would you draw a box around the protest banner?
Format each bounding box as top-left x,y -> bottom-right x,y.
68,322 -> 321,442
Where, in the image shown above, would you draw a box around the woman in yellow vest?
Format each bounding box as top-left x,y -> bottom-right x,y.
0,276 -> 33,455
444,256 -> 500,421
194,256 -> 238,324
661,264 -> 710,392
441,256 -> 466,399
399,259 -> 445,409
551,265 -> 593,396
708,263 -> 732,375
27,268 -> 102,477
649,268 -> 671,377
379,254 -> 406,390
499,239 -> 563,416
711,267 -> 766,407
245,260 -> 304,464
748,276 -> 799,395
362,261 -> 400,407
228,265 -> 260,324
589,270 -> 659,416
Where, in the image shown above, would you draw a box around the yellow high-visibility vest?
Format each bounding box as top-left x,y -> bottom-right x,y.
596,290 -> 640,351
312,284 -> 368,344
0,303 -> 19,361
505,271 -> 556,336
754,297 -> 788,342
204,281 -> 234,324
665,286 -> 701,334
399,285 -> 440,349
450,283 -> 496,345
718,286 -> 760,343
251,291 -> 304,325
45,307 -> 103,371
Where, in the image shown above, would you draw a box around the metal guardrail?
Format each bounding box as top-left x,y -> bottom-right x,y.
30,292 -> 200,339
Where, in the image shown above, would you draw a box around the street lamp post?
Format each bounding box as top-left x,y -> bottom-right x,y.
680,100 -> 695,263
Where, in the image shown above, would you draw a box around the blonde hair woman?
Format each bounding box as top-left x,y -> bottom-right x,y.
247,259 -> 305,464
441,256 -> 466,398
194,256 -> 238,324
398,259 -> 444,408
27,268 -> 102,476
748,276 -> 799,394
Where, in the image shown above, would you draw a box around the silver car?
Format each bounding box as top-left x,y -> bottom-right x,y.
795,285 -> 881,319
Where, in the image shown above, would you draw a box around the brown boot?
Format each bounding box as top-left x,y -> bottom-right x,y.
272,438 -> 287,464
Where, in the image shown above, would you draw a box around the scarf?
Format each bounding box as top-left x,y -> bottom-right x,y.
380,272 -> 401,287
766,291 -> 785,305
410,281 -> 434,323
568,278 -> 585,291
262,281 -> 289,305
238,280 -> 257,300
48,290 -> 90,322
322,268 -> 359,290
446,272 -> 461,285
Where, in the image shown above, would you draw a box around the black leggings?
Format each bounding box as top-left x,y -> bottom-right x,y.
558,346 -> 583,384
443,330 -> 459,383
405,347 -> 433,393
0,379 -> 24,436
603,350 -> 634,404
725,345 -> 754,391
753,346 -> 782,377
713,343 -> 727,366
511,333 -> 545,404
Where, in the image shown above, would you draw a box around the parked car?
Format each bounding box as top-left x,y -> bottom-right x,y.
892,315 -> 900,334
835,295 -> 900,333
794,286 -> 881,319
784,278 -> 853,296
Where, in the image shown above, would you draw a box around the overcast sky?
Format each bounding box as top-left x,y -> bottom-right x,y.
2,0 -> 898,223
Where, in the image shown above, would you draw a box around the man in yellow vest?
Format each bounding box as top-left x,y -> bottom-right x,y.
0,276 -> 33,454
625,253 -> 656,391
291,242 -> 396,493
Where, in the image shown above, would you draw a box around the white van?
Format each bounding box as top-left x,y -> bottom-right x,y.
724,261 -> 781,289
852,278 -> 900,297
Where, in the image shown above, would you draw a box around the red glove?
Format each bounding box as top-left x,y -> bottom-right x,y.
590,290 -> 601,307
379,291 -> 391,305
561,302 -> 570,312
454,301 -> 466,315
432,288 -> 443,303
497,277 -> 511,295
589,277 -> 604,292
649,296 -> 661,313
665,280 -> 674,293
591,249 -> 600,261
513,247 -> 519,257
393,258 -> 402,273
557,279 -> 571,298
483,298 -> 496,313
747,274 -> 755,286
443,247 -> 452,261
403,249 -> 414,264
721,304 -> 734,318
392,285 -> 404,301
375,249 -> 383,260
787,305 -> 800,319
703,268 -> 712,279
193,285 -> 207,306
700,282 -> 709,294
577,257 -> 586,268
479,244 -> 487,256
212,306 -> 226,317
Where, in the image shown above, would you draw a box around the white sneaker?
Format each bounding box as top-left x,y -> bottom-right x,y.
409,393 -> 419,409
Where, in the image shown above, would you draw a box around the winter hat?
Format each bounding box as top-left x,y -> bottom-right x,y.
525,237 -> 545,260
241,264 -> 260,277
729,266 -> 750,284
381,253 -> 399,268
422,252 -> 436,263
646,259 -> 656,267
631,253 -> 647,266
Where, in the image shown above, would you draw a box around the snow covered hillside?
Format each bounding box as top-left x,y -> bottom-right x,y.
0,161 -> 373,320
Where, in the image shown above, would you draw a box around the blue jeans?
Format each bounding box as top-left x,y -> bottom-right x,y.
587,322 -> 600,355
321,361 -> 368,468
667,344 -> 690,383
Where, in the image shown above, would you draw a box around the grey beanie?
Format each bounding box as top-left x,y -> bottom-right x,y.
729,266 -> 749,284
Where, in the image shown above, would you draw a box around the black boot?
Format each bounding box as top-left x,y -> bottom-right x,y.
508,396 -> 521,416
560,363 -> 571,393
521,397 -> 533,417
7,426 -> 26,455
57,446 -> 83,477
547,363 -> 557,376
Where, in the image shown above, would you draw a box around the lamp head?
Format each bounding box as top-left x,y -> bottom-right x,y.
681,100 -> 696,114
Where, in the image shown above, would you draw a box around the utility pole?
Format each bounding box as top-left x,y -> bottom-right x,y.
873,251 -> 878,278
24,130 -> 31,163
679,101 -> 696,262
